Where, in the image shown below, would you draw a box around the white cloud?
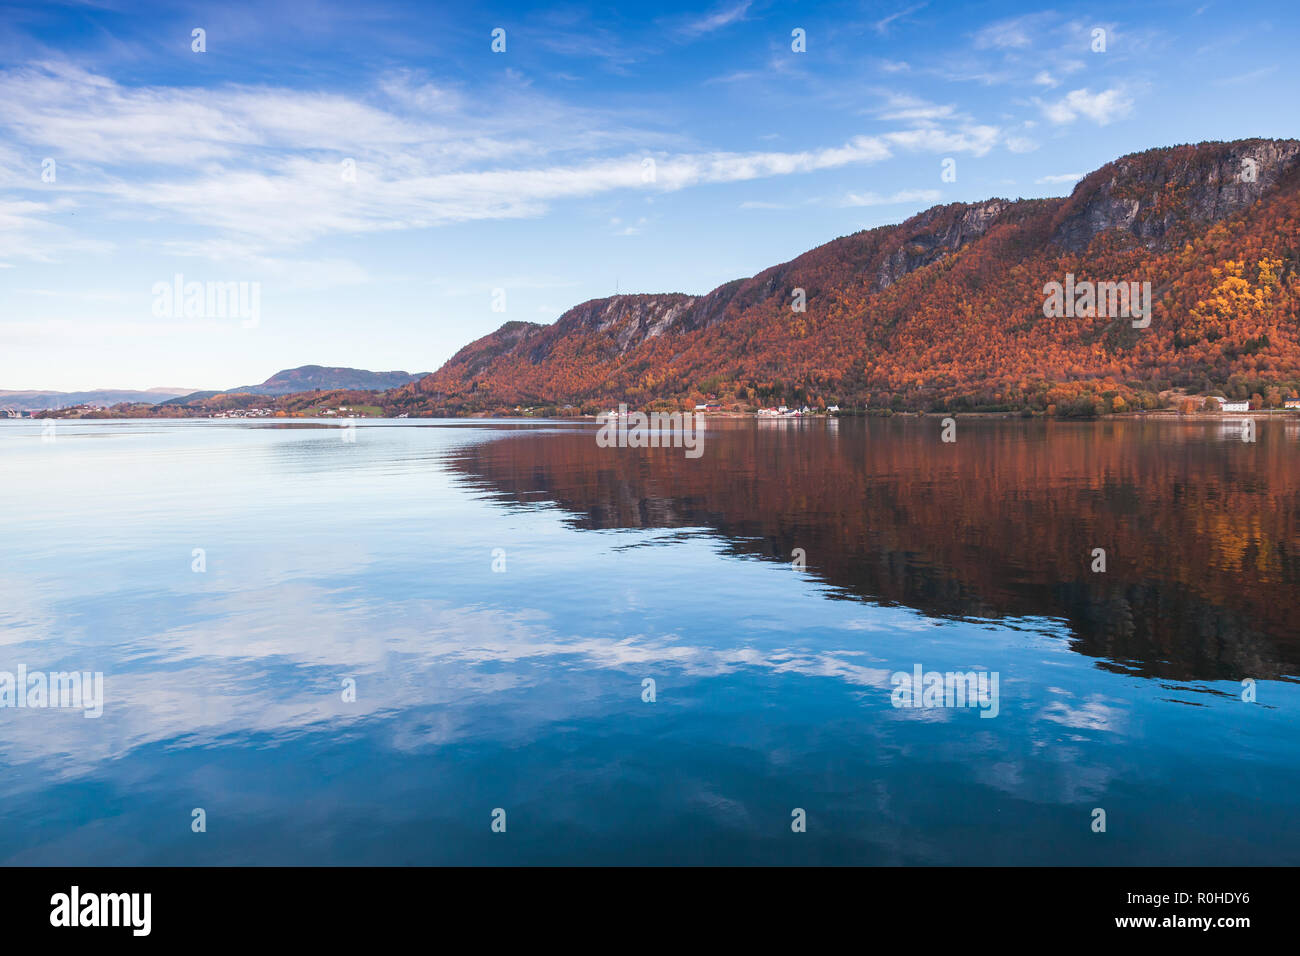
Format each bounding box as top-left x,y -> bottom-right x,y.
883,126 -> 1001,157
1035,172 -> 1084,185
874,93 -> 962,125
841,189 -> 942,207
0,62 -> 668,171
0,61 -> 1011,256
74,135 -> 984,246
1041,87 -> 1134,126
614,217 -> 649,236
0,197 -> 114,264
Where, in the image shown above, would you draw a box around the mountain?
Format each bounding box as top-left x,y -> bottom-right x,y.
227,365 -> 429,396
21,367 -> 430,415
390,138 -> 1300,416
154,390 -> 222,407
0,387 -> 194,412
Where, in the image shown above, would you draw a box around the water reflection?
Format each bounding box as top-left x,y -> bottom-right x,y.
450,417 -> 1300,681
0,418 -> 1296,865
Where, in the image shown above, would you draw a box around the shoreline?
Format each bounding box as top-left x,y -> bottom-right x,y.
12,409 -> 1299,423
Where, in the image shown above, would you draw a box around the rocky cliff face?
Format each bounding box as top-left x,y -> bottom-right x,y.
1050,138 -> 1300,251
515,199 -> 1024,359
548,293 -> 703,356
876,199 -> 1017,289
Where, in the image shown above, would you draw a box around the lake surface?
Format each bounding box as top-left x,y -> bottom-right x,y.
1,416 -> 1297,865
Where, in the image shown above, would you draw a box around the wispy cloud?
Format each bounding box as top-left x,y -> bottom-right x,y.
679,1 -> 752,38
0,197 -> 114,265
973,13 -> 1050,50
1213,65 -> 1278,86
874,3 -> 928,35
0,62 -> 1008,252
841,188 -> 942,207
872,92 -> 964,125
1035,172 -> 1084,185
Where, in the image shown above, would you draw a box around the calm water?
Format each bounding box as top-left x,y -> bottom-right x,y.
1,416 -> 1297,865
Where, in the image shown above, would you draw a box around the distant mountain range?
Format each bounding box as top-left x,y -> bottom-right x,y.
6,366 -> 429,412
388,137 -> 1300,416
0,387 -> 195,412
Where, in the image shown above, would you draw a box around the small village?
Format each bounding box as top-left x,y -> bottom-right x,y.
211,407 -> 274,419
756,404 -> 840,418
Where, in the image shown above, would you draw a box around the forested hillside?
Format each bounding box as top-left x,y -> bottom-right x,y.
391,139 -> 1300,417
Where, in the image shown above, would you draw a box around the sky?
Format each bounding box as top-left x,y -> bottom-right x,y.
0,0 -> 1296,391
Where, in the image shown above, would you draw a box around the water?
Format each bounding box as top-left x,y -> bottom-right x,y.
1,416 -> 1296,865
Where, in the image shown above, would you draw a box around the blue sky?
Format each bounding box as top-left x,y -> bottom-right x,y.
1,0 -> 1296,390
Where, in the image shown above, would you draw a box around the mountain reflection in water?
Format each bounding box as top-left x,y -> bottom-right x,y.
451,417 -> 1300,682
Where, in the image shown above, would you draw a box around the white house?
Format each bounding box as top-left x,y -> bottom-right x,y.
1220,401 -> 1250,412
